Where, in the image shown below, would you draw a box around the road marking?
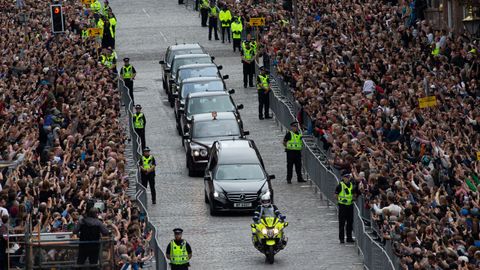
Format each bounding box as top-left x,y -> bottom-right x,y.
142,8 -> 151,18
300,185 -> 310,188
159,31 -> 168,42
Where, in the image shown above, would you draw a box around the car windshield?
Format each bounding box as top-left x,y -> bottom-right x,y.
172,57 -> 211,77
167,48 -> 203,66
214,164 -> 265,180
180,81 -> 223,99
187,96 -> 235,116
192,119 -> 240,138
178,67 -> 218,82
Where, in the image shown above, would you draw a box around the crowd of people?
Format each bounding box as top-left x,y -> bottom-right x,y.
0,0 -> 153,269
218,0 -> 480,269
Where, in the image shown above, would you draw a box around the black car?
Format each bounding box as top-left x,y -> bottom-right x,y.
177,91 -> 244,136
173,77 -> 231,127
204,139 -> 275,215
183,112 -> 248,176
159,43 -> 204,90
166,54 -> 214,106
171,63 -> 229,100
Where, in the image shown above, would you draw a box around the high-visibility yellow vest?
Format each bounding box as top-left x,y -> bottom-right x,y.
257,74 -> 269,91
142,155 -> 153,169
219,10 -> 232,27
200,0 -> 209,9
122,65 -> 134,79
431,46 -> 440,56
170,240 -> 189,265
286,131 -> 302,151
81,29 -> 89,39
338,182 -> 353,205
243,47 -> 253,61
242,41 -> 257,54
109,17 -> 116,38
279,19 -> 289,27
134,113 -> 145,129
231,21 -> 243,39
90,0 -> 102,13
209,6 -> 218,18
97,18 -> 104,31
101,55 -> 112,68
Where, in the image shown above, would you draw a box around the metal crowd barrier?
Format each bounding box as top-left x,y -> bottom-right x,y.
118,78 -> 168,270
265,63 -> 399,270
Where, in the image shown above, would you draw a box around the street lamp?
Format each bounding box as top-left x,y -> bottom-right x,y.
463,3 -> 480,37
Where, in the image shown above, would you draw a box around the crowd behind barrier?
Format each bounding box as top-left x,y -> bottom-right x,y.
0,0 -> 165,269
229,0 -> 480,268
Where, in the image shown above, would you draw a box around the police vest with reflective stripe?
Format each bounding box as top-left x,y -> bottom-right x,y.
338,182 -> 353,205
209,6 -> 218,17
134,113 -> 145,129
257,74 -> 269,91
170,240 -> 189,265
142,155 -> 153,170
231,21 -> 242,39
219,10 -> 232,27
101,55 -> 112,68
286,131 -> 303,151
91,0 -> 102,13
81,29 -> 89,39
122,65 -> 133,79
243,47 -> 253,61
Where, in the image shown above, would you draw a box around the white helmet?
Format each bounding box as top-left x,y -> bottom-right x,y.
261,193 -> 271,206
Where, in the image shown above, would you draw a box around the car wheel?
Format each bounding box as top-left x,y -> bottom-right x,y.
209,200 -> 217,216
204,191 -> 209,203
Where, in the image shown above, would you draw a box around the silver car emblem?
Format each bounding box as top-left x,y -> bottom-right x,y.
239,194 -> 246,201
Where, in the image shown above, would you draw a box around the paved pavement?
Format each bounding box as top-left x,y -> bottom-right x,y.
111,0 -> 364,269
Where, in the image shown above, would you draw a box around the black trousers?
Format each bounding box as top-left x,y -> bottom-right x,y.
171,265 -> 189,270
221,26 -> 231,42
200,8 -> 208,26
135,128 -> 146,150
243,62 -> 255,87
124,79 -> 134,104
77,244 -> 100,270
232,38 -> 241,52
258,91 -> 270,117
141,173 -> 156,203
338,204 -> 354,241
208,18 -> 219,40
194,0 -> 198,10
286,150 -> 303,181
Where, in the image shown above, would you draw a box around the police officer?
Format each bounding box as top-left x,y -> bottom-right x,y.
241,41 -> 255,88
219,5 -> 231,43
208,2 -> 219,41
166,228 -> 192,270
256,66 -> 271,119
200,0 -> 209,27
335,174 -> 358,243
242,34 -> 257,55
133,104 -> 146,149
120,57 -> 136,103
283,122 -> 306,184
139,147 -> 156,204
230,16 -> 243,52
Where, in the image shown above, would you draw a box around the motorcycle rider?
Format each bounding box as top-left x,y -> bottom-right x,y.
253,193 -> 284,223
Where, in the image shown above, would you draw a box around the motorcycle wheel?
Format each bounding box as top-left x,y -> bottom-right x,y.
266,247 -> 275,264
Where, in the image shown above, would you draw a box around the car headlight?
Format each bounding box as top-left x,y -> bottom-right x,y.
261,228 -> 268,235
273,228 -> 279,234
200,149 -> 208,157
213,190 -> 226,199
193,150 -> 200,157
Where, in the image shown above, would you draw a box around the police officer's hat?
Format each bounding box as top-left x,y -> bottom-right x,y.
290,121 -> 299,127
123,57 -> 130,62
259,66 -> 266,71
143,147 -> 151,152
173,228 -> 183,234
135,104 -> 142,109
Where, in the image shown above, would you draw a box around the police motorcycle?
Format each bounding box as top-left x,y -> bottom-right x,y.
250,194 -> 288,264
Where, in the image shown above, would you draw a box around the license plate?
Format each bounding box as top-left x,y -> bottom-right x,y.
234,202 -> 252,208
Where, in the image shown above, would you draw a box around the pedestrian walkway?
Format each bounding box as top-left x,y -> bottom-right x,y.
111,0 -> 364,268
